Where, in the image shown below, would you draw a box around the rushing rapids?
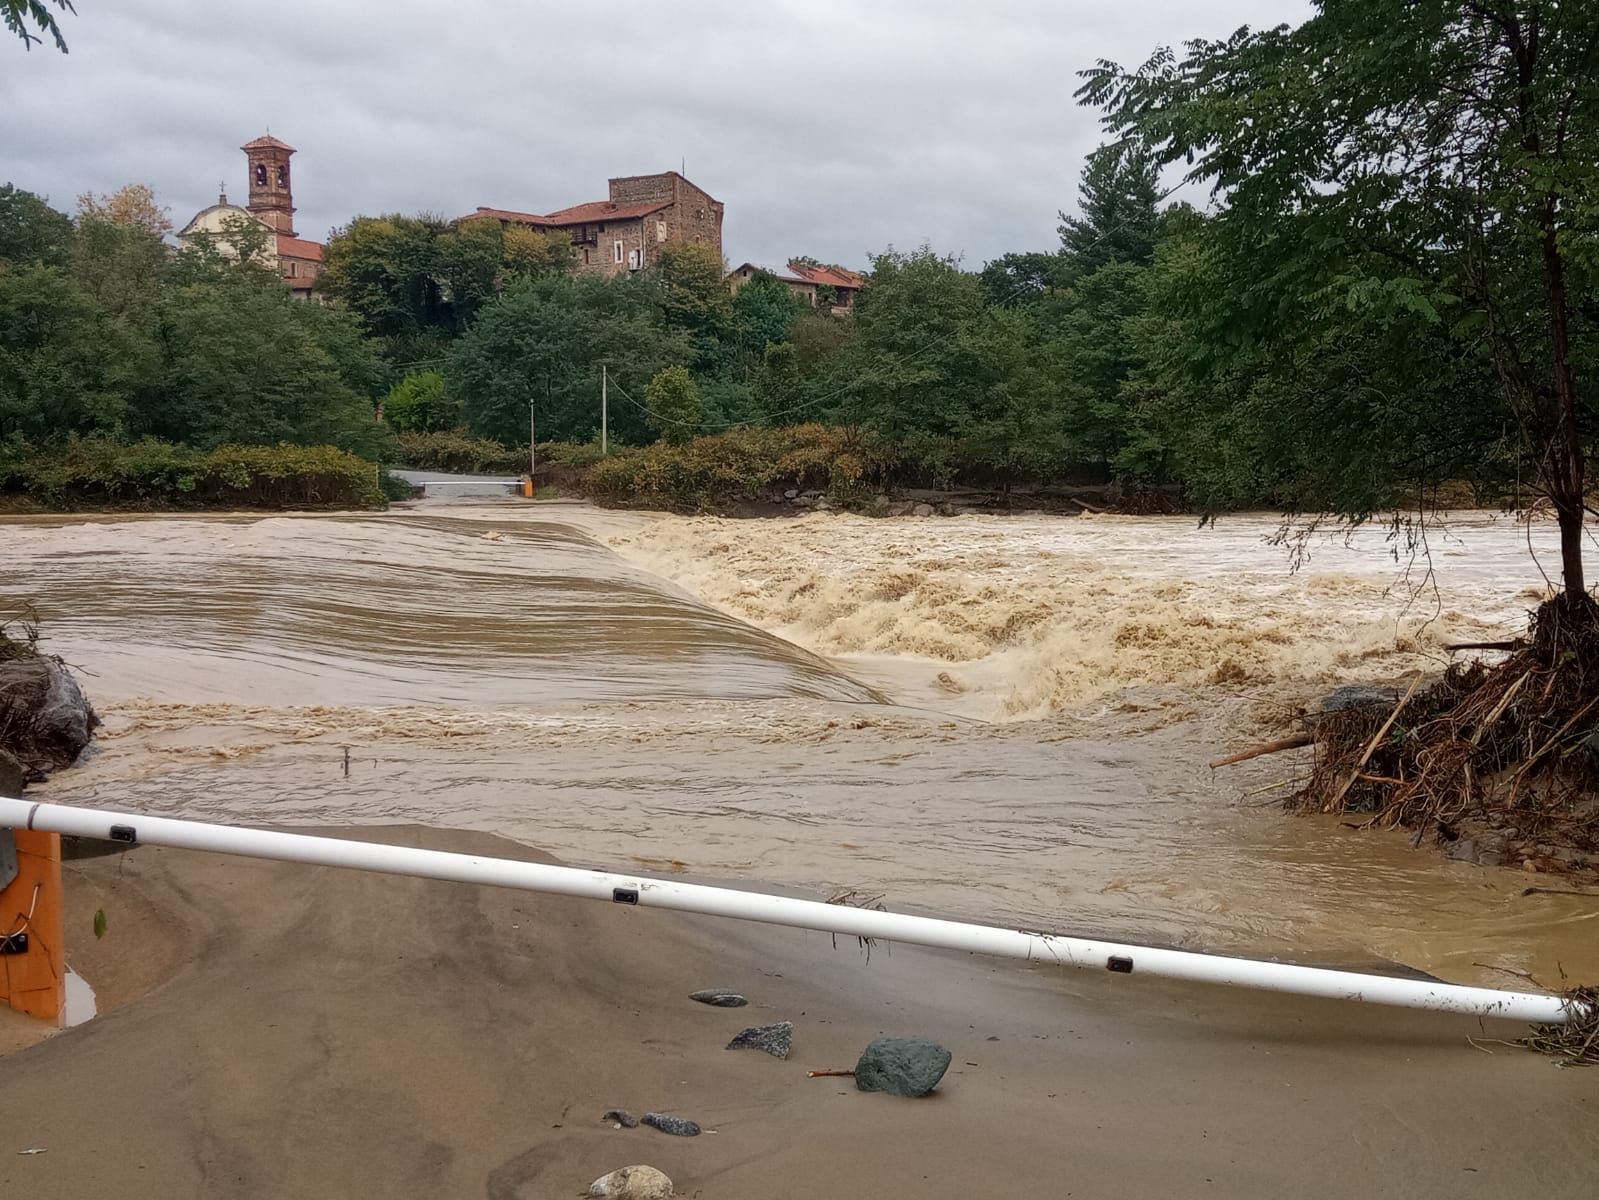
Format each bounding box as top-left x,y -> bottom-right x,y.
3,501 -> 1594,990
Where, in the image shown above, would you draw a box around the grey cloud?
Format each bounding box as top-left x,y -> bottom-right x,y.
2,0 -> 1308,268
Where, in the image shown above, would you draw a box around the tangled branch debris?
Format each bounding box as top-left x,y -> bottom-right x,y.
1520,988 -> 1599,1066
1235,596 -> 1599,872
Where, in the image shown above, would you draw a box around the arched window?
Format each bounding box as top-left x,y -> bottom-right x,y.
255,164 -> 267,187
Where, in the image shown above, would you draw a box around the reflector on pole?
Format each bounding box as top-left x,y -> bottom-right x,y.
0,796 -> 1580,1026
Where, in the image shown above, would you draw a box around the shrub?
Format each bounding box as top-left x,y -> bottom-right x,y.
584,424 -> 901,512
383,371 -> 457,432
391,429 -> 526,475
0,437 -> 384,509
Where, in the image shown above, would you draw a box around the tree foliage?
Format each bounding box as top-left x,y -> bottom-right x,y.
4,0 -> 72,51
1080,1 -> 1599,594
644,365 -> 701,445
448,273 -> 690,446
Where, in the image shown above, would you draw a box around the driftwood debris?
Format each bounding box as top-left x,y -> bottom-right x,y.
1445,640 -> 1522,652
1209,732 -> 1315,769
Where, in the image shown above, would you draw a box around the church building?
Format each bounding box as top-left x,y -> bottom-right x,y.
177,136 -> 325,297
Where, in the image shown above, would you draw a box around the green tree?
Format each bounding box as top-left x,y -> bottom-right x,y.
501,225 -> 576,283
978,251 -> 1066,308
318,215 -> 453,342
5,0 -> 72,51
70,185 -> 170,325
141,270 -> 386,455
1081,2 -> 1599,600
448,273 -> 690,445
837,246 -> 1068,477
654,240 -> 734,370
0,263 -> 131,439
383,371 -> 456,432
644,365 -> 700,444
731,270 -> 802,357
1058,143 -> 1160,278
0,185 -> 72,267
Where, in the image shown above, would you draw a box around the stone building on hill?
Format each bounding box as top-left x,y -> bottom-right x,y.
726,260 -> 865,314
464,171 -> 723,276
176,135 -> 324,298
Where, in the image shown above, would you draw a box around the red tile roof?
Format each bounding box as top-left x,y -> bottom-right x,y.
464,200 -> 667,228
465,205 -> 547,225
787,261 -> 864,289
542,199 -> 667,225
242,134 -> 295,152
276,234 -> 324,262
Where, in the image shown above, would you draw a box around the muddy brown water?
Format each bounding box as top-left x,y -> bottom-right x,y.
3,502 -> 1595,992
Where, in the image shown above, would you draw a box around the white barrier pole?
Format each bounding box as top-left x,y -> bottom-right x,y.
0,796 -> 1579,1025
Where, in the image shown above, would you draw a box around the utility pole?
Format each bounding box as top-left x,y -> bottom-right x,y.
529,399 -> 536,497
601,365 -> 609,456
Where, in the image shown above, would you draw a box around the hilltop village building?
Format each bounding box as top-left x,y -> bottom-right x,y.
726,260 -> 865,314
465,171 -> 724,276
176,136 -> 324,297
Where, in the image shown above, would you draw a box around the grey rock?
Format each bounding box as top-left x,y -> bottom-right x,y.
854,1037 -> 952,1097
689,988 -> 747,1008
601,1109 -> 639,1128
912,503 -> 935,517
726,1020 -> 793,1059
640,1112 -> 700,1137
0,748 -> 24,797
1319,685 -> 1398,713
588,1164 -> 673,1199
1444,838 -> 1478,864
783,489 -> 799,500
814,498 -> 832,511
0,658 -> 98,778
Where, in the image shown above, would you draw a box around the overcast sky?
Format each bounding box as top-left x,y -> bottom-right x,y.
3,0 -> 1310,269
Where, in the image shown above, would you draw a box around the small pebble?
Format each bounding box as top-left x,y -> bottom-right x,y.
726,1020 -> 793,1058
689,988 -> 748,1007
641,1112 -> 700,1137
601,1109 -> 639,1128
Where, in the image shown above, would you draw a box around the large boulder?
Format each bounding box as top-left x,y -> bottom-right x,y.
0,657 -> 99,779
854,1036 -> 952,1097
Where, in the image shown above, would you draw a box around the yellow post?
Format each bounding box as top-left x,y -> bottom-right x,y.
0,830 -> 66,1026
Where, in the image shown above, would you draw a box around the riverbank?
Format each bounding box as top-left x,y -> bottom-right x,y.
5,825 -> 1596,1199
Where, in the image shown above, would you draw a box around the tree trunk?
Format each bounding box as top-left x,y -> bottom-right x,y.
1541,207 -> 1586,600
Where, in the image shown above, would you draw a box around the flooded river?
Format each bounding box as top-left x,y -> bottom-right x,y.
3,501 -> 1594,991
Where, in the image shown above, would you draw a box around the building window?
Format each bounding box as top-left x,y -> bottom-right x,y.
277,165 -> 287,188
614,241 -> 624,264
255,164 -> 267,187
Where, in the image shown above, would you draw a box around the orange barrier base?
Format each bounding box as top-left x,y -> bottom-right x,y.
0,830 -> 65,1026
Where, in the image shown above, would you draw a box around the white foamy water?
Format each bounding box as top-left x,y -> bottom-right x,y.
599,509 -> 1555,719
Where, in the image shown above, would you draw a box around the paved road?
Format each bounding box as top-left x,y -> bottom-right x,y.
389,468 -> 520,496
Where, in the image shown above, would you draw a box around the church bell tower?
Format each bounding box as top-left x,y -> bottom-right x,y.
242,134 -> 297,236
